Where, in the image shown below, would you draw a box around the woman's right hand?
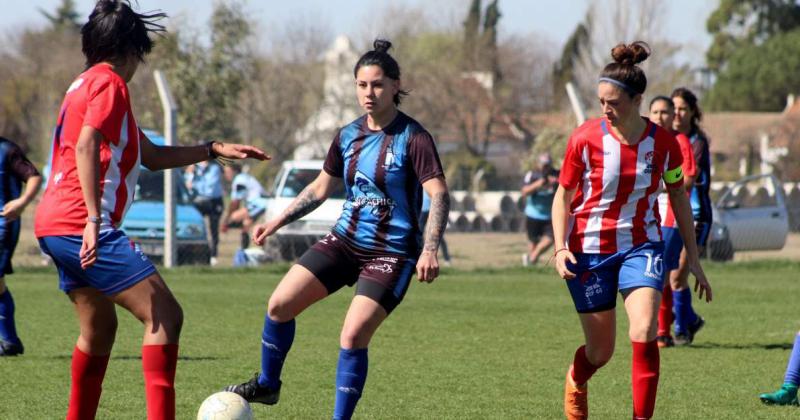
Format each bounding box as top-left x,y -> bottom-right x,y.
80,221 -> 100,269
252,220 -> 278,245
554,248 -> 577,280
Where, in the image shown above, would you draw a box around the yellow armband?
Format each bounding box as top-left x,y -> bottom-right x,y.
663,166 -> 683,185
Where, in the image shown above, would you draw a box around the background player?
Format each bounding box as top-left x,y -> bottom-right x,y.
221,163 -> 268,259
670,87 -> 711,346
552,42 -> 712,420
520,152 -> 558,266
185,159 -> 225,266
225,39 -> 449,420
34,2 -> 269,419
0,136 -> 42,356
648,96 -> 697,348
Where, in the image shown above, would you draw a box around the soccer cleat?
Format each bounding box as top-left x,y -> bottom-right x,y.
564,365 -> 588,420
675,316 -> 705,346
656,335 -> 674,348
0,339 -> 24,356
759,384 -> 799,406
224,373 -> 280,405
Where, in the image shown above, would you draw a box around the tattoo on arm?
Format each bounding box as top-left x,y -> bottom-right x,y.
423,191 -> 451,253
278,186 -> 324,228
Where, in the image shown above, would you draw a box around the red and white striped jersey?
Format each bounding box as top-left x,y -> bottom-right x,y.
559,118 -> 684,254
35,64 -> 142,237
659,131 -> 696,228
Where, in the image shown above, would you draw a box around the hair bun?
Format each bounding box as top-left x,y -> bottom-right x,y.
611,41 -> 650,66
373,39 -> 392,53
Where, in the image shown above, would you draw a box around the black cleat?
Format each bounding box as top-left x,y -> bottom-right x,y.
224,373 -> 280,405
675,316 -> 705,346
0,339 -> 24,356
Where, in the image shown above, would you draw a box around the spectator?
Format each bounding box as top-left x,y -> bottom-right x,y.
222,163 -> 268,257
185,160 -> 224,266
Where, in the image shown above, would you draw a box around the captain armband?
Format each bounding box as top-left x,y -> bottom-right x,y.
663,166 -> 683,185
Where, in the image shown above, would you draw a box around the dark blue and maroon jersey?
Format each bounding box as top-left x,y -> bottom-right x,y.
688,128 -> 712,223
0,137 -> 39,208
323,112 -> 444,256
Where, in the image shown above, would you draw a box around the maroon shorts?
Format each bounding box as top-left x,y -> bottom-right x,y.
297,233 -> 416,313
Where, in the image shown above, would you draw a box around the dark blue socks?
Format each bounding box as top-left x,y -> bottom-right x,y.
672,288 -> 698,335
333,348 -> 368,420
257,316 -> 295,389
0,288 -> 20,345
784,334 -> 800,386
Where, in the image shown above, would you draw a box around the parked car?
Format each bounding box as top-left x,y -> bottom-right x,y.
264,160 -> 345,260
118,130 -> 211,265
705,174 -> 789,261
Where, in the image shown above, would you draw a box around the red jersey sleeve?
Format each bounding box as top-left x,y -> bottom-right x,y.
83,77 -> 128,145
558,134 -> 585,190
323,132 -> 344,178
675,133 -> 696,178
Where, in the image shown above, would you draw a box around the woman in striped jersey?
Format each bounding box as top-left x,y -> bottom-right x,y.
552,42 -> 712,420
225,39 -> 449,420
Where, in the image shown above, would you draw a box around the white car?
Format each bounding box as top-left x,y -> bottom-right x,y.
264,160 -> 346,260
706,174 -> 789,261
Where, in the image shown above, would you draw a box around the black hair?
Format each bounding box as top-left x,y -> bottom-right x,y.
353,39 -> 409,106
599,41 -> 651,97
81,0 -> 167,67
671,87 -> 703,129
649,95 -> 674,110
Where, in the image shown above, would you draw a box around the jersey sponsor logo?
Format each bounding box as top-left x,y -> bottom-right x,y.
351,171 -> 396,215
644,151 -> 655,174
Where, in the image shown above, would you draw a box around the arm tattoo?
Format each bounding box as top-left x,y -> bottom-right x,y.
278,186 -> 324,228
423,191 -> 451,253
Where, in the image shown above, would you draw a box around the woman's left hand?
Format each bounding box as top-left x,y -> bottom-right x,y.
689,259 -> 713,302
416,250 -> 439,283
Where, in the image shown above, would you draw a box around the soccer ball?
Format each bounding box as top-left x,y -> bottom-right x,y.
196,391 -> 253,420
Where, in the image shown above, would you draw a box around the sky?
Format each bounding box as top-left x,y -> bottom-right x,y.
1,0 -> 717,66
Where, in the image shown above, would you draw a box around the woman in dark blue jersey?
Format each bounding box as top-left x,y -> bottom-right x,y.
225,39 -> 450,420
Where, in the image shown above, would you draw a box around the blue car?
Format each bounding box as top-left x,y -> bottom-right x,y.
118,130 -> 210,265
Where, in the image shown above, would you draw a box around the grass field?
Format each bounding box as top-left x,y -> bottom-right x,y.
2,261 -> 800,419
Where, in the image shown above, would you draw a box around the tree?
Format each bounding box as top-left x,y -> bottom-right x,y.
40,0 -> 81,32
706,0 -> 800,73
705,29 -> 800,111
552,19 -> 590,107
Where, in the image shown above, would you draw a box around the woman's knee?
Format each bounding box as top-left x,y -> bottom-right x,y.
629,320 -> 657,342
339,325 -> 371,350
585,343 -> 614,367
267,295 -> 297,322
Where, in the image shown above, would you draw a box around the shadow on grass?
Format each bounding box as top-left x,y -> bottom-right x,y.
688,342 -> 793,350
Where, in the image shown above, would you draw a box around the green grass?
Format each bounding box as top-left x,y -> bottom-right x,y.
2,261 -> 800,419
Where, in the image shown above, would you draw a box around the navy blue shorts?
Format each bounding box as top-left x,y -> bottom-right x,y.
38,230 -> 157,295
565,241 -> 666,313
297,233 -> 416,314
662,227 -> 683,271
0,217 -> 20,276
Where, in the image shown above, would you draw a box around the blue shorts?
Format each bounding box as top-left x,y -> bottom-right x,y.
38,230 -> 157,295
565,241 -> 666,313
662,227 -> 683,271
0,217 -> 20,276
246,197 -> 268,219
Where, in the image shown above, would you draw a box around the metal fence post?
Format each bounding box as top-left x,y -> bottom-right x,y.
153,70 -> 178,268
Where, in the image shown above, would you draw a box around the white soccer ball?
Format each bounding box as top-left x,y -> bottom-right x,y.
196,391 -> 253,420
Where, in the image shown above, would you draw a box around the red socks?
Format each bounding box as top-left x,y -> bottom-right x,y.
571,345 -> 599,385
631,340 -> 659,419
142,344 -> 179,420
657,283 -> 673,337
67,347 -> 110,420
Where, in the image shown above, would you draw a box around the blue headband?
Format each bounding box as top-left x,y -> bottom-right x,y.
598,77 -> 639,96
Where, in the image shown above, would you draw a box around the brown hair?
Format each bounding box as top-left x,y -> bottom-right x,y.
599,41 -> 651,97
671,87 -> 703,129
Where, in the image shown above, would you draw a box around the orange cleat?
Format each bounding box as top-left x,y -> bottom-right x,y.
564,365 -> 589,420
